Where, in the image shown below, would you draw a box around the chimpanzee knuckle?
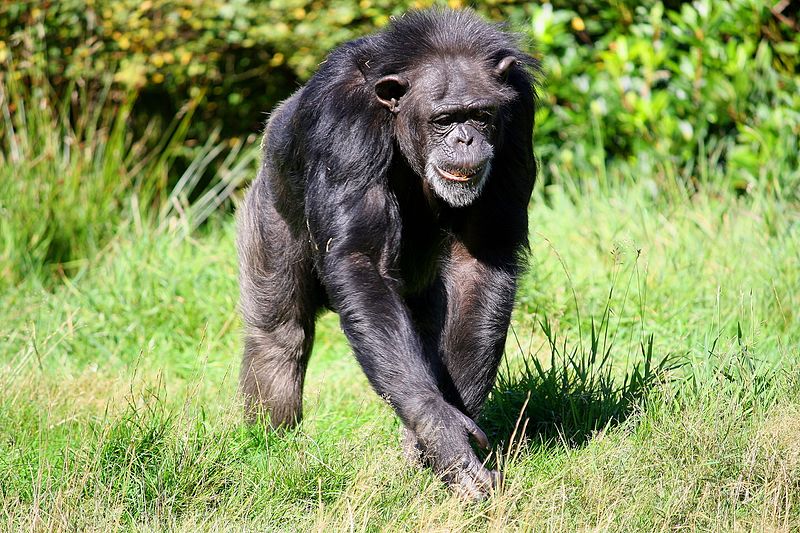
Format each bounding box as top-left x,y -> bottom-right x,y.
473,463 -> 496,489
452,480 -> 485,501
443,457 -> 496,501
464,459 -> 497,490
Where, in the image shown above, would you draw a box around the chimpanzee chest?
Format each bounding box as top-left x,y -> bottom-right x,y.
397,212 -> 447,295
388,157 -> 452,295
392,186 -> 449,295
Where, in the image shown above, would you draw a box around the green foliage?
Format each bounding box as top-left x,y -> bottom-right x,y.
0,0 -> 491,135
2,1 -> 797,190
0,72 -> 256,288
530,0 -> 800,191
0,74 -> 156,287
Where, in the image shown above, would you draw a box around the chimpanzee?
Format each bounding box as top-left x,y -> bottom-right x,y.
237,8 -> 537,499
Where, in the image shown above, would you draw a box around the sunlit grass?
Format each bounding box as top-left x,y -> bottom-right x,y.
0,73 -> 257,290
2,169 -> 799,529
2,57 -> 799,530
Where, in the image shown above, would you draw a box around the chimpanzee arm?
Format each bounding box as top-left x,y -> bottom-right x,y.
439,239 -> 520,417
322,247 -> 441,419
306,182 -> 495,494
308,185 -> 456,417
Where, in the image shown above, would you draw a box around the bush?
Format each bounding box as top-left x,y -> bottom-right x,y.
528,0 -> 800,191
0,0 -> 529,136
1,0 -> 798,191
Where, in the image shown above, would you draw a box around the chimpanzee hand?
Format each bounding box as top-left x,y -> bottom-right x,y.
405,399 -> 502,501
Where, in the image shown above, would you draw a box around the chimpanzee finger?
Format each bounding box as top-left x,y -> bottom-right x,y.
458,456 -> 497,500
462,416 -> 490,450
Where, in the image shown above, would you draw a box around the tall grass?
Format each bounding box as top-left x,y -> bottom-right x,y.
0,71 -> 257,290
483,319 -> 681,449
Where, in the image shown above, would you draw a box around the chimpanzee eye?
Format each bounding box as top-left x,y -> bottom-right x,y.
432,114 -> 453,126
471,109 -> 495,123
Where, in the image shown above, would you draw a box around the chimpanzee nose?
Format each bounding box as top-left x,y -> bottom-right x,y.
455,125 -> 473,146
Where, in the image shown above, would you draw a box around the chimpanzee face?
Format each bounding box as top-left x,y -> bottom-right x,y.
375,55 -> 517,207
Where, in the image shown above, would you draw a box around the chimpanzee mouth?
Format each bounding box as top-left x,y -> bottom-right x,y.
434,164 -> 486,183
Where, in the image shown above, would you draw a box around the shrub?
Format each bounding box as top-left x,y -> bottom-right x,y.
1,0 -> 525,135
528,0 -> 800,191
1,0 -> 798,191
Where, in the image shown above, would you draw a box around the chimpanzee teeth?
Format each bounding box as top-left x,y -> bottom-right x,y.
448,169 -> 472,177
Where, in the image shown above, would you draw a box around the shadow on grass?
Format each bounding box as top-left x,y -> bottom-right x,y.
481,316 -> 682,450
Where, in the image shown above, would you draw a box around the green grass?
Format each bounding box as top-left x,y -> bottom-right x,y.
2,166 -> 799,530
2,63 -> 800,531
0,75 -> 257,290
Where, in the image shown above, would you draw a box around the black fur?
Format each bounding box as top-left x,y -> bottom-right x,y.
237,8 -> 537,500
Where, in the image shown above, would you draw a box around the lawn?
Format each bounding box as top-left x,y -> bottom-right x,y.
2,167 -> 799,530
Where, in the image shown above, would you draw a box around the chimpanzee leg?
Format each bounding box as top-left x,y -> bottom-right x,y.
438,241 -> 518,419
237,178 -> 320,427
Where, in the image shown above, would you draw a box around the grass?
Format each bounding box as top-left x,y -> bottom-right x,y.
2,172 -> 799,530
2,76 -> 800,530
0,74 -> 257,290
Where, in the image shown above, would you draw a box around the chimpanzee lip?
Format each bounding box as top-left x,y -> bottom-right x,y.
435,164 -> 484,182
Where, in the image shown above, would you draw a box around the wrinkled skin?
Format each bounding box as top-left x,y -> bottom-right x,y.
402,406 -> 504,500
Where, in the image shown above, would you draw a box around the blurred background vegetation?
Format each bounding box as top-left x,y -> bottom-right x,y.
1,0 -> 799,287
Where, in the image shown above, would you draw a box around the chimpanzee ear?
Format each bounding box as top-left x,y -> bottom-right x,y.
493,56 -> 517,81
375,74 -> 409,113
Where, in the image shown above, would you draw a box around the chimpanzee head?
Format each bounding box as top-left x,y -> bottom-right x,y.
375,54 -> 518,208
